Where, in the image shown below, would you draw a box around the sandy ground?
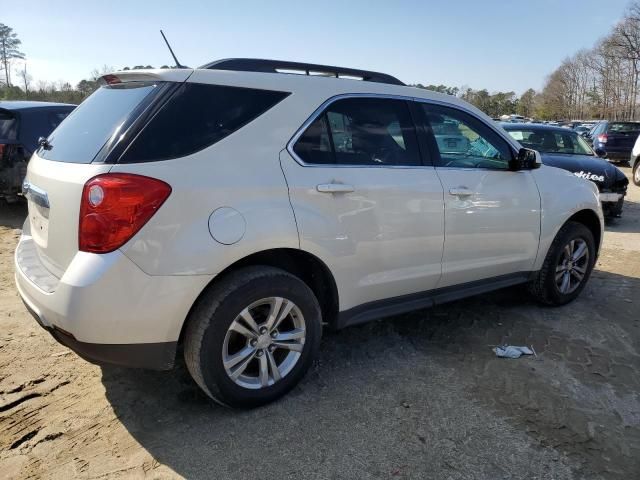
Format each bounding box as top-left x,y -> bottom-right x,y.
0,168 -> 639,480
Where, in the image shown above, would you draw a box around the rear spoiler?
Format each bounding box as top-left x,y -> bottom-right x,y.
100,69 -> 194,85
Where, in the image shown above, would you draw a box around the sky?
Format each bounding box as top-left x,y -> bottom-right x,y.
2,0 -> 634,94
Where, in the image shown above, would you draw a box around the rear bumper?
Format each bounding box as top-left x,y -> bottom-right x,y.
14,233 -> 213,369
22,296 -> 176,369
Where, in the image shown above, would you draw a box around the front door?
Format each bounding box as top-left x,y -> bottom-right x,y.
416,102 -> 541,288
280,96 -> 445,311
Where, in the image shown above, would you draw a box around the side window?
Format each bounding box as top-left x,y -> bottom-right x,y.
293,97 -> 421,166
591,122 -> 605,136
120,84 -> 289,163
292,114 -> 334,165
420,104 -> 512,169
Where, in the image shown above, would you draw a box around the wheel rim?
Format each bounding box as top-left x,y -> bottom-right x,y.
222,297 -> 305,389
634,164 -> 640,184
555,238 -> 589,294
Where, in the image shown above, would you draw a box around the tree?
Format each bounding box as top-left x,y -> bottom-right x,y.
517,88 -> 536,117
0,23 -> 25,86
15,62 -> 31,95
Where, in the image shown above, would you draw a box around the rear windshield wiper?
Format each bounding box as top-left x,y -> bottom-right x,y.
38,137 -> 52,150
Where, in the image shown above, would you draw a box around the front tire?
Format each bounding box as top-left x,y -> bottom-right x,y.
184,266 -> 322,408
528,221 -> 596,306
633,160 -> 640,186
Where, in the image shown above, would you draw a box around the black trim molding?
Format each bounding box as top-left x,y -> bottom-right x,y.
335,272 -> 533,330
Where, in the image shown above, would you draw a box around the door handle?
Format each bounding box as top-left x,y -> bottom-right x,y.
317,183 -> 355,194
449,187 -> 474,197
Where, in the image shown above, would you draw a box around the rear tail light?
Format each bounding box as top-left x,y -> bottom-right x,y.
597,134 -> 608,143
79,173 -> 171,253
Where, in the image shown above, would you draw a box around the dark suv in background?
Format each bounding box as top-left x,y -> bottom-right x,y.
1,101 -> 76,202
587,120 -> 640,163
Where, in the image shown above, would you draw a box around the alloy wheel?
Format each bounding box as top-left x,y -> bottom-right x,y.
222,297 -> 306,389
555,238 -> 589,294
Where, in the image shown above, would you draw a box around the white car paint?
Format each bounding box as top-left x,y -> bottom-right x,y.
14,66 -> 603,355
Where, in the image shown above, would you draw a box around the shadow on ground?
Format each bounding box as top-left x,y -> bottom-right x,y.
0,200 -> 27,229
606,199 -> 640,234
102,270 -> 640,480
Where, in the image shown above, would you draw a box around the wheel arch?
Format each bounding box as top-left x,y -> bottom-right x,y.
178,248 -> 340,344
567,208 -> 602,256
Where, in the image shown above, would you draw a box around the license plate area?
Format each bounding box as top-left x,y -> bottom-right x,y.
24,182 -> 50,248
599,193 -> 622,202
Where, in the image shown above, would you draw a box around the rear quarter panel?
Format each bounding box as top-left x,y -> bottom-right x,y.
110,90 -> 304,276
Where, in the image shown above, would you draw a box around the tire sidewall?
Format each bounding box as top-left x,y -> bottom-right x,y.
544,223 -> 596,305
198,272 -> 321,408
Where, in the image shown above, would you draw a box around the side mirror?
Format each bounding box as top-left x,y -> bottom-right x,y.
510,148 -> 542,171
594,148 -> 606,158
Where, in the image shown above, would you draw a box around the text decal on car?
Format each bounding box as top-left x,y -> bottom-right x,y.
574,171 -> 605,182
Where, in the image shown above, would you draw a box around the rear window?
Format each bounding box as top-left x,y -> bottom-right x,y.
119,84 -> 290,163
609,122 -> 640,133
38,82 -> 161,163
0,111 -> 17,140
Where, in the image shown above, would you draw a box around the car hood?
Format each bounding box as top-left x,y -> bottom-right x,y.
540,153 -> 627,188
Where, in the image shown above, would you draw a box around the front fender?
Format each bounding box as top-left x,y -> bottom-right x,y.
531,165 -> 603,271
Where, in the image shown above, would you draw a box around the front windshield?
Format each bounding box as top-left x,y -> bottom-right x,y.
506,129 -> 594,155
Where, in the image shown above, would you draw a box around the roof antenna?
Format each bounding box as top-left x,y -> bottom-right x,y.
160,30 -> 185,68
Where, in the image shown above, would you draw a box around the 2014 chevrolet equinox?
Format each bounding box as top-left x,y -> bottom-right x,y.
15,59 -> 603,407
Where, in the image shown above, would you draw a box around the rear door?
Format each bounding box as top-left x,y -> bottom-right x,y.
281,96 -> 444,311
416,101 -> 541,288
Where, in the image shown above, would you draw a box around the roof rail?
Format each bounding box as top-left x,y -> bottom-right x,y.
199,58 -> 405,86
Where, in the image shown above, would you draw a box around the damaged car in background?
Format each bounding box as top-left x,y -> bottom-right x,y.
502,123 -> 628,219
0,101 -> 76,203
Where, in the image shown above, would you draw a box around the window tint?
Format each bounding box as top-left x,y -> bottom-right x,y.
421,104 -> 511,169
120,83 -> 289,163
39,82 -> 160,163
292,114 -> 334,165
0,111 -> 17,139
293,97 -> 421,166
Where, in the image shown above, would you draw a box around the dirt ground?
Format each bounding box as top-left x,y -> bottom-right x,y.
0,168 -> 639,480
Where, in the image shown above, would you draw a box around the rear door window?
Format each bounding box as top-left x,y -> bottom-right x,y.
119,84 -> 290,163
293,97 -> 421,166
39,82 -> 161,163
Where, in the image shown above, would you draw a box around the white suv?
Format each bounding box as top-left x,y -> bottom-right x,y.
15,59 -> 603,407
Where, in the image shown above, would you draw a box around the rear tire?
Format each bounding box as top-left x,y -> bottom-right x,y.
528,221 -> 595,306
184,266 -> 322,408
